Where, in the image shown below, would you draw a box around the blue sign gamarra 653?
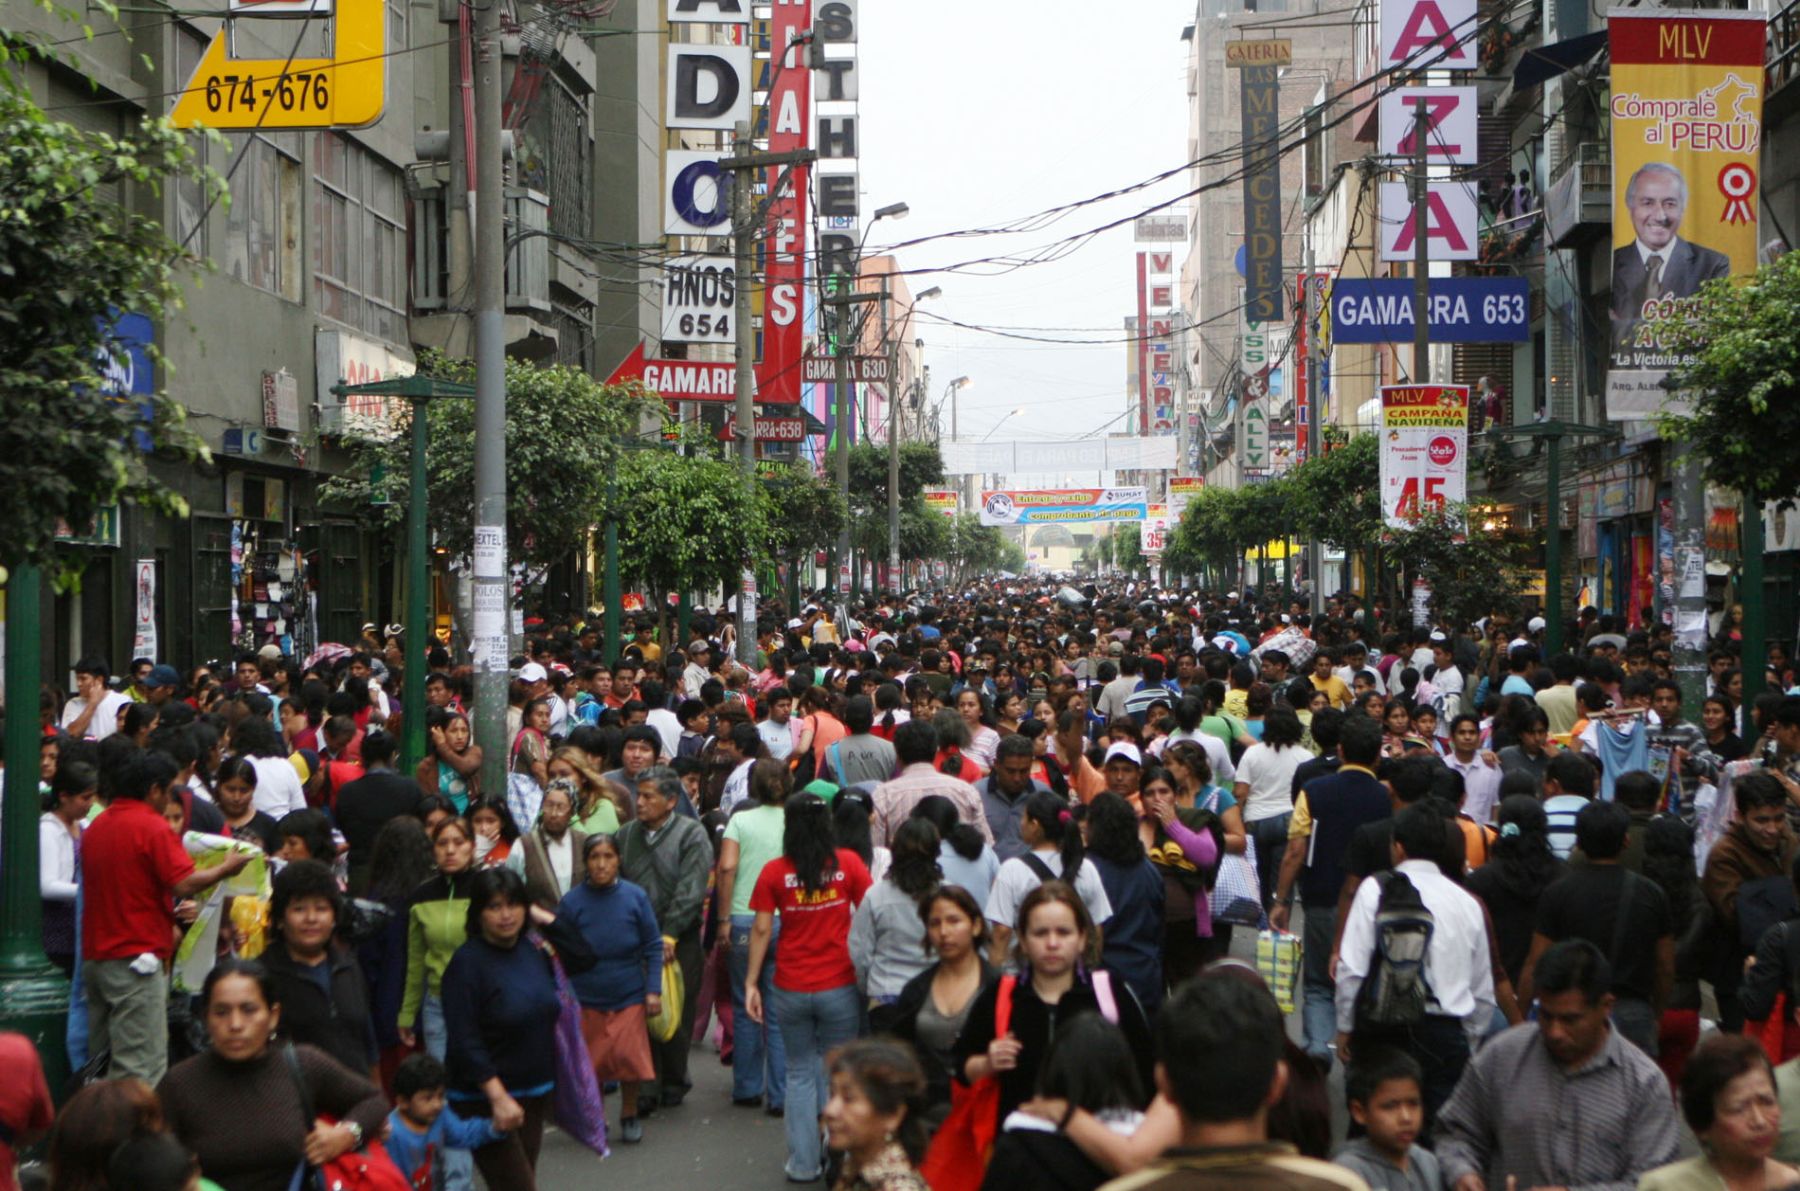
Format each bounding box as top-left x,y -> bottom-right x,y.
1330,277 -> 1531,344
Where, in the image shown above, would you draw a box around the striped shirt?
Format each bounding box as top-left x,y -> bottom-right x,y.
1434,1022 -> 1679,1191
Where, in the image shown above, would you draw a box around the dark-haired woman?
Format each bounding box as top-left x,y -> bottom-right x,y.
441,868 -> 562,1189
891,886 -> 1001,1130
823,1039 -> 933,1191
1639,1033 -> 1798,1191
159,960 -> 388,1191
1646,814 -> 1705,1091
954,884 -> 1153,1133
980,1015 -> 1148,1191
1081,794 -> 1166,1015
259,859 -> 377,1080
357,817 -> 437,1095
397,816 -> 478,1173
746,793 -> 873,1182
416,707 -> 482,812
469,797 -> 520,869
983,791 -> 1113,965
212,756 -> 281,855
851,819 -> 943,1033
1232,705 -> 1312,908
1464,795 -> 1564,991
931,711 -> 984,784
556,833 -> 662,1143
911,794 -> 1000,903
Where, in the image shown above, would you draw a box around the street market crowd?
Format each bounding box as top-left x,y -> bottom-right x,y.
10,580 -> 1800,1191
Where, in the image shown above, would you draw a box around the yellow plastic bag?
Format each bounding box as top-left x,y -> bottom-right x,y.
647,939 -> 684,1043
1256,928 -> 1302,1014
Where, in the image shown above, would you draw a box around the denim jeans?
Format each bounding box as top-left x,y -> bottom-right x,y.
772,983 -> 862,1181
729,914 -> 786,1107
1299,899 -> 1338,1063
1249,813 -> 1292,909
422,993 -> 473,1191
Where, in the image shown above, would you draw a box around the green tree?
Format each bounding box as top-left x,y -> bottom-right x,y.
0,40 -> 218,572
609,438 -> 769,600
1113,524 -> 1145,573
1663,252 -> 1800,504
321,351 -> 654,571
943,513 -> 1021,581
1280,434 -> 1382,552
1384,504 -> 1529,631
762,465 -> 847,570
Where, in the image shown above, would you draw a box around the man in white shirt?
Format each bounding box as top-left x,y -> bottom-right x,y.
1429,634 -> 1464,729
683,642 -> 716,701
60,658 -> 133,742
1445,714 -> 1503,826
757,688 -> 799,762
1336,804 -> 1496,1125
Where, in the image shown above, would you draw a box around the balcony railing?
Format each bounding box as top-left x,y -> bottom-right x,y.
1544,140 -> 1610,248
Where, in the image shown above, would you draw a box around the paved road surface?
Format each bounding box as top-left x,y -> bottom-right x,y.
529,922 -> 1342,1190
534,1030 -> 797,1190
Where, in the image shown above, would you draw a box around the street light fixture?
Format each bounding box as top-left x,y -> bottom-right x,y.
884,283 -> 942,594
873,201 -> 911,222
980,406 -> 1027,442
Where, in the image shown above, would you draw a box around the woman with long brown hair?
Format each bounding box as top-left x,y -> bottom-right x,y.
548,746 -> 632,834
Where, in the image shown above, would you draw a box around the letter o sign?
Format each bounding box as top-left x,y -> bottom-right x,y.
672,159 -> 729,232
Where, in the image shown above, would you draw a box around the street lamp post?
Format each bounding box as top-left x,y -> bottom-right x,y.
885,285 -> 940,594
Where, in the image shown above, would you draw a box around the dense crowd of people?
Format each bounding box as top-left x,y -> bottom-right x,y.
10,583 -> 1800,1191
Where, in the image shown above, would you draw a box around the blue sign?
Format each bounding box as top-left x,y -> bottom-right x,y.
97,310 -> 157,451
1329,277 -> 1531,344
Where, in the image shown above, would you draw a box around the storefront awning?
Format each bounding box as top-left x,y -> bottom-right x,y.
1513,31 -> 1607,91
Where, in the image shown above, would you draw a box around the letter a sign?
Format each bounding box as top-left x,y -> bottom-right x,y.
1378,181 -> 1479,261
1381,0 -> 1475,70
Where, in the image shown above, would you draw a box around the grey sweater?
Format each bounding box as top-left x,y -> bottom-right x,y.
617,814 -> 712,939
849,878 -> 931,999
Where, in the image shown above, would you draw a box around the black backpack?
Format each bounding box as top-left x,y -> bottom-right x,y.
1354,871 -> 1437,1029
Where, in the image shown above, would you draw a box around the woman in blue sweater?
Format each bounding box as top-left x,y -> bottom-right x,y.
440,868 -> 562,1191
555,832 -> 664,1143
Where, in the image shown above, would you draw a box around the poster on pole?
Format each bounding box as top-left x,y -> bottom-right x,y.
923,488 -> 960,518
133,559 -> 159,662
1379,385 -> 1469,529
979,488 -> 1148,527
1606,9 -> 1765,419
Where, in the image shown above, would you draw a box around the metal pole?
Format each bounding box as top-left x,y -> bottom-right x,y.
732,120 -> 757,666
1743,490 -> 1768,707
1545,432 -> 1563,657
603,476 -> 620,666
834,304 -> 853,599
1411,101 -> 1430,384
1672,451 -> 1708,712
470,0 -> 508,796
1304,232 -> 1324,614
885,284 -> 901,594
0,564 -> 69,1092
403,398 -> 429,773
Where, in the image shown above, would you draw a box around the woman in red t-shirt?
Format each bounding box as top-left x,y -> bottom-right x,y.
744,793 -> 872,1183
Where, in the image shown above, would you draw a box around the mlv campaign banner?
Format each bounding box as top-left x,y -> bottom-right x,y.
1607,9 -> 1765,419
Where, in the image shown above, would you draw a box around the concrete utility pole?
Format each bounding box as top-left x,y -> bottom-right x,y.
1411,101 -> 1430,383
471,0 -> 508,795
719,124 -> 815,663
1304,230 -> 1323,614
883,282 -> 901,593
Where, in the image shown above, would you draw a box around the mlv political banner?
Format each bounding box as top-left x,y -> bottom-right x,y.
1379,386 -> 1469,530
1607,9 -> 1765,420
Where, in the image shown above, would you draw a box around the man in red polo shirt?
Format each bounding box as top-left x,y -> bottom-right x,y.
83,749 -> 252,1083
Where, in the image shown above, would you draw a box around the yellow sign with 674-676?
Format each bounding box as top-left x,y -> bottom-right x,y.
170,0 -> 385,130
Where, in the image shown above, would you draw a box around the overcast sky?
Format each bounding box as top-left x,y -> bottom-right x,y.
856,0 -> 1198,478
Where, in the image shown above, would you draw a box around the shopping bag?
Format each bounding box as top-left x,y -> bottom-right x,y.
1256,928 -> 1303,1015
1201,791 -> 1263,927
919,976 -> 1015,1191
647,941 -> 685,1044
542,941 -> 609,1157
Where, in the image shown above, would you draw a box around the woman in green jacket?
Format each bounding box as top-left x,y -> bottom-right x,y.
398,814 -> 479,1191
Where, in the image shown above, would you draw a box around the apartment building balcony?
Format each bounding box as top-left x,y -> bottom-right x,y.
410,185 -> 571,361
1544,141 -> 1610,249
1770,0 -> 1800,123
